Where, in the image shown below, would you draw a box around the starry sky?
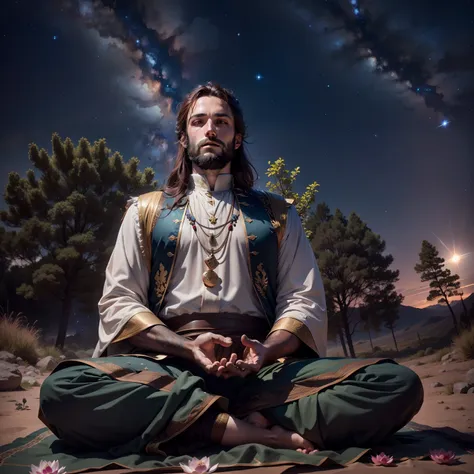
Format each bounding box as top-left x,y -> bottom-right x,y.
2,0 -> 474,308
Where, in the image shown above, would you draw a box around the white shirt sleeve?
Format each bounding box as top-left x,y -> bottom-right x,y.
274,205 -> 328,357
92,199 -> 152,357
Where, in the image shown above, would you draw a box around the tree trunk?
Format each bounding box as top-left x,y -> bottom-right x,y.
338,324 -> 348,357
390,325 -> 399,353
56,293 -> 72,349
445,300 -> 459,335
341,308 -> 356,358
367,326 -> 374,351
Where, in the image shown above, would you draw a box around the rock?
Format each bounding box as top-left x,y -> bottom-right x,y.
59,355 -> 66,360
453,382 -> 470,394
441,353 -> 452,362
431,382 -> 444,388
466,368 -> 474,386
0,364 -> 22,391
439,369 -> 447,373
22,375 -> 40,386
468,387 -> 474,394
36,356 -> 57,372
424,347 -> 434,356
437,400 -> 445,404
0,351 -> 16,363
64,350 -> 78,359
0,360 -> 19,372
16,356 -> 23,364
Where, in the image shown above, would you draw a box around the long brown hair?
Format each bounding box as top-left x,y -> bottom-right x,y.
165,82 -> 257,206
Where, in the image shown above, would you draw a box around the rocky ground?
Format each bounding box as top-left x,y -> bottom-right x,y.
0,349 -> 473,472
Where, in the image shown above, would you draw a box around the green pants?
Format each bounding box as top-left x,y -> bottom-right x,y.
39,356 -> 423,457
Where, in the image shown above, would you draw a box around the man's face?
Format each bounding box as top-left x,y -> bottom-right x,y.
184,96 -> 241,170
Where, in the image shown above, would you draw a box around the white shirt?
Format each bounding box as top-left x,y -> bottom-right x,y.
93,173 -> 328,357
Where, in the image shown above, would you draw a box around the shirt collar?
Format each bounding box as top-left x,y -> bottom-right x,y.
189,173 -> 233,193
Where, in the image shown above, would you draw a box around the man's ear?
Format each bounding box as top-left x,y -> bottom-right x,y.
235,134 -> 242,149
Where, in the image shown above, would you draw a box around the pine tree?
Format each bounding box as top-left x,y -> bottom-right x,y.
414,240 -> 461,335
312,210 -> 400,358
0,133 -> 156,348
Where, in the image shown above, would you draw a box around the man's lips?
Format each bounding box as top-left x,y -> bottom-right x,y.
201,142 -> 221,148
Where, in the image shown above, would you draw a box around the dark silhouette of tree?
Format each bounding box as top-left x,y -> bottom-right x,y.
414,240 -> 461,335
0,133 -> 156,348
312,210 -> 400,358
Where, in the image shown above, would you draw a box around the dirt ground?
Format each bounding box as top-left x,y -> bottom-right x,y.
1,354 -> 474,472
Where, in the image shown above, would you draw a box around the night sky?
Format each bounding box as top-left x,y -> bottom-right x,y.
2,0 -> 474,308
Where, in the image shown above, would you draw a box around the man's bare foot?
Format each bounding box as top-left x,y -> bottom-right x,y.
269,425 -> 315,451
245,411 -> 272,428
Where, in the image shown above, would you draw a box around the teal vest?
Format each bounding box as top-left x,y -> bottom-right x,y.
146,190 -> 285,326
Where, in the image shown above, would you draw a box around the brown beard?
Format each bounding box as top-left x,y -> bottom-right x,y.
187,137 -> 235,170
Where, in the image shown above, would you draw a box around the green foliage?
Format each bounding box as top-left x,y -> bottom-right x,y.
1,133 -> 157,348
414,240 -> 461,333
15,398 -> 29,411
265,157 -> 319,237
312,208 -> 401,357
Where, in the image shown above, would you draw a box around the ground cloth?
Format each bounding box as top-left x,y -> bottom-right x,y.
1,422 -> 473,473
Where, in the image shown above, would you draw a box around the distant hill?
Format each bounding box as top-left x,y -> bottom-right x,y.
345,292 -> 474,344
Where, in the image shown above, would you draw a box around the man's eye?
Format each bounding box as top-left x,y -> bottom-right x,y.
216,119 -> 227,125
192,120 -> 203,126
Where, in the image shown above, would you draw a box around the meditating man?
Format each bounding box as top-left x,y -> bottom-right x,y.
39,82 -> 424,462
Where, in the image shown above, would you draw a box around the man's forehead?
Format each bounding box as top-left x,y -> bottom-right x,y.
188,96 -> 233,118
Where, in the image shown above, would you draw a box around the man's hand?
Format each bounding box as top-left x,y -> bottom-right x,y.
190,332 -> 233,373
235,334 -> 269,373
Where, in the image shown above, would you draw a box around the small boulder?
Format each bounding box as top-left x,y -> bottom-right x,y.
424,347 -> 434,356
467,387 -> 474,394
465,368 -> 474,386
431,382 -> 444,388
36,356 -> 57,372
16,356 -> 23,364
59,355 -> 66,360
22,375 -> 40,387
439,369 -> 447,373
0,365 -> 22,391
453,382 -> 470,394
441,353 -> 452,362
0,351 -> 16,363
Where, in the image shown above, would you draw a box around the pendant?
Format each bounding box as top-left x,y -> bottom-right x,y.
205,253 -> 219,270
202,269 -> 219,288
209,214 -> 218,225
209,234 -> 218,247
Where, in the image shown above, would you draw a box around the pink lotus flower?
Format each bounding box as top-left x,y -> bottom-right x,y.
179,456 -> 218,473
429,449 -> 458,465
29,460 -> 67,474
371,452 -> 394,466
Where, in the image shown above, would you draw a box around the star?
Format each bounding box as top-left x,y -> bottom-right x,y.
237,32 -> 241,36
438,119 -> 449,128
256,74 -> 263,80
52,35 -> 57,40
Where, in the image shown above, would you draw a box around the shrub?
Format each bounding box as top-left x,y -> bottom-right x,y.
0,311 -> 41,364
38,345 -> 63,359
453,326 -> 474,360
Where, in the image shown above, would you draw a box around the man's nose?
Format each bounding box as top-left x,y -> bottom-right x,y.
204,120 -> 217,137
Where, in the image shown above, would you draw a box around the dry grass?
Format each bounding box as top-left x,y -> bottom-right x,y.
433,346 -> 452,362
38,345 -> 63,359
453,326 -> 474,360
0,311 -> 41,364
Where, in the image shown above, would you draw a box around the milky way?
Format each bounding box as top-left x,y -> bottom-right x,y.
63,0 -> 219,167
293,0 -> 474,130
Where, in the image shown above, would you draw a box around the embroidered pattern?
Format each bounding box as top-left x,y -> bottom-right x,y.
155,263 -> 168,299
248,235 -> 257,241
250,251 -> 259,256
169,234 -> 177,241
255,263 -> 268,297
